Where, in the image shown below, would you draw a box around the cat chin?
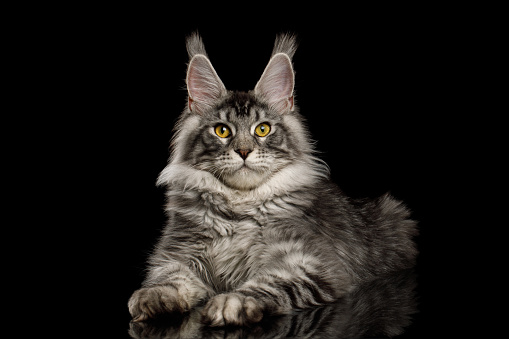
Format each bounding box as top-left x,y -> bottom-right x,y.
220,168 -> 269,191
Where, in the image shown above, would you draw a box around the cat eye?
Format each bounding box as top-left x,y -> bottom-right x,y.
254,123 -> 271,137
215,124 -> 231,138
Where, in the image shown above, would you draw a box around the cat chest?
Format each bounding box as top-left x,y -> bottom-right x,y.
203,218 -> 263,291
190,191 -> 301,291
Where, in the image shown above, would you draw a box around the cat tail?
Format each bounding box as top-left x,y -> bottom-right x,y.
375,193 -> 419,271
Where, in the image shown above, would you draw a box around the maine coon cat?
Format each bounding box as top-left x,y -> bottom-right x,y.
128,33 -> 418,326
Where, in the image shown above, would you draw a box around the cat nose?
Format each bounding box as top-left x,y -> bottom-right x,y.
235,149 -> 252,160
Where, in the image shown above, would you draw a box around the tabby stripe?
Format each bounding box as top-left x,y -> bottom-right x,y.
254,108 -> 260,122
302,271 -> 335,302
227,108 -> 235,122
263,272 -> 330,306
238,288 -> 279,303
301,279 -> 328,304
237,283 -> 289,308
186,126 -> 209,154
292,281 -> 311,308
287,314 -> 299,336
279,280 -> 299,307
270,276 -> 315,308
308,306 -> 327,332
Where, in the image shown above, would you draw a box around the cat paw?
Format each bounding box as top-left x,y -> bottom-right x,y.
202,293 -> 264,327
128,286 -> 190,322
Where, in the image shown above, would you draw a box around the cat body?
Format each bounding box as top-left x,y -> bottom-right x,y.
128,34 -> 418,326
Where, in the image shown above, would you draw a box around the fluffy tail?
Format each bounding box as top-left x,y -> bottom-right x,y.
374,194 -> 419,273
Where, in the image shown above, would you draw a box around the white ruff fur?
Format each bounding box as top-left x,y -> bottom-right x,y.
157,158 -> 326,207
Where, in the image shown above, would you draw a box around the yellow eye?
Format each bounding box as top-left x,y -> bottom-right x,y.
215,124 -> 231,138
255,123 -> 271,137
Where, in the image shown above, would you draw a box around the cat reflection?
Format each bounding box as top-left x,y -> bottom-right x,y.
129,269 -> 417,339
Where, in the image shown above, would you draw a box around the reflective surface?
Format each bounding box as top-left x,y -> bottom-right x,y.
128,269 -> 416,339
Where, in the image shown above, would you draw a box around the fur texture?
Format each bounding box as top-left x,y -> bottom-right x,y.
128,33 -> 418,326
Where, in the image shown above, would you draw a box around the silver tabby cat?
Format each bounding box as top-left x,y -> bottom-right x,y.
128,33 -> 418,326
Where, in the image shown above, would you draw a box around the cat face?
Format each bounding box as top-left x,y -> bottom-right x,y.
181,92 -> 299,190
165,34 -> 319,191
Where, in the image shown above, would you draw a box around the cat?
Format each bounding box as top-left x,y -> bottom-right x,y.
128,33 -> 418,327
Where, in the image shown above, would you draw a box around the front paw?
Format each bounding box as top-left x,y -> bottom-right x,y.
202,293 -> 264,327
128,286 -> 190,322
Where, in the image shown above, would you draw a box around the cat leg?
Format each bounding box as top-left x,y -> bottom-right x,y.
129,262 -> 213,322
202,243 -> 351,326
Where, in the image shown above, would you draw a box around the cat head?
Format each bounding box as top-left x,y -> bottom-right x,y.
158,33 -> 327,192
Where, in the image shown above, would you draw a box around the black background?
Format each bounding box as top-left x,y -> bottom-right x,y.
38,5 -> 494,337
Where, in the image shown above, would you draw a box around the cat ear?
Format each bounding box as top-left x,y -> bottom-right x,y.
255,53 -> 295,113
255,34 -> 297,113
185,34 -> 226,114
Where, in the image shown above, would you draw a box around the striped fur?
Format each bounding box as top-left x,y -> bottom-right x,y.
128,33 -> 418,326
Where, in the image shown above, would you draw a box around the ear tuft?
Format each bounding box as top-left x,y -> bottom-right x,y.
271,33 -> 298,59
186,32 -> 208,59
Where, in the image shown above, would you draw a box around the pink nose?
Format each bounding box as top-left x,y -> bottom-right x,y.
235,149 -> 252,160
